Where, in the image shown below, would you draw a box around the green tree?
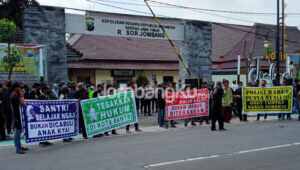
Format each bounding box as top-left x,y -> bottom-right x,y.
136,75 -> 149,87
0,18 -> 21,80
0,0 -> 39,28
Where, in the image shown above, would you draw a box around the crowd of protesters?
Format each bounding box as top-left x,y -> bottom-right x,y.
0,77 -> 300,154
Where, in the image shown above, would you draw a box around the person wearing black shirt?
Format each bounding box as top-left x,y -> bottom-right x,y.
0,84 -> 6,141
234,81 -> 247,121
2,80 -> 13,134
29,83 -> 41,100
75,83 -> 88,139
10,82 -> 28,154
211,81 -> 225,131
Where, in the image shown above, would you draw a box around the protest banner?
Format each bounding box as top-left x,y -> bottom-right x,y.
20,100 -> 79,143
243,86 -> 293,115
166,89 -> 209,120
81,91 -> 138,137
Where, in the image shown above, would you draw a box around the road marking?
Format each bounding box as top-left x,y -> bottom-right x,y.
144,142 -> 300,169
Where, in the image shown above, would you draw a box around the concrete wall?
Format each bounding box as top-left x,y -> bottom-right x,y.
180,20 -> 212,83
23,6 -> 67,84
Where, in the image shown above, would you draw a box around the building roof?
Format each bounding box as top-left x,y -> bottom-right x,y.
216,23 -> 300,70
212,23 -> 251,62
68,60 -> 179,71
68,34 -> 180,62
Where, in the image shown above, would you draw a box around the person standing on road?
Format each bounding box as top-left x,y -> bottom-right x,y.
2,80 -> 13,135
211,81 -> 225,131
157,84 -> 166,127
0,83 -> 6,141
257,80 -> 268,121
184,84 -> 196,127
74,83 -> 88,139
38,86 -> 54,147
222,80 -> 233,123
199,82 -> 210,125
234,81 -> 247,121
10,82 -> 28,154
125,83 -> 142,134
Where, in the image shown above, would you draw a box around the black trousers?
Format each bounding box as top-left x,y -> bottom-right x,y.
4,106 -> 12,133
136,99 -> 140,114
257,114 -> 267,120
211,108 -> 224,130
237,105 -> 247,121
0,111 -> 5,140
141,99 -> 145,114
79,109 -> 87,138
151,98 -> 158,112
278,113 -> 291,119
126,123 -> 139,131
144,100 -> 151,115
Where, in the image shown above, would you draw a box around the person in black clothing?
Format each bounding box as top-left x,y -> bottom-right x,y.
23,84 -> 31,99
234,81 -> 247,121
74,83 -> 88,139
29,83 -> 41,100
208,81 -> 215,122
211,81 -> 225,131
257,80 -> 268,121
2,80 -> 12,134
38,86 -> 53,147
0,84 -> 6,141
125,82 -> 142,133
157,84 -> 166,127
10,82 -> 28,154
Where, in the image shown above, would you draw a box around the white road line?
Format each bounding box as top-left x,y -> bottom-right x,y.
144,142 -> 300,169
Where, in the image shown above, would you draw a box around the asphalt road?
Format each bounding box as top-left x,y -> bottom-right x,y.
0,119 -> 300,170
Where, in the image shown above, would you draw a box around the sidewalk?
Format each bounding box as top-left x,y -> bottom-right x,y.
0,112 -> 299,147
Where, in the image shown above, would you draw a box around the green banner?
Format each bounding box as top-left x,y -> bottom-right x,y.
243,86 -> 293,115
81,91 -> 138,137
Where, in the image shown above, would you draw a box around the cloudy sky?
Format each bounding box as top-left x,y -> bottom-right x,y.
37,0 -> 300,28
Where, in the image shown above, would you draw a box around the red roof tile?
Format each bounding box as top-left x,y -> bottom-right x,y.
68,60 -> 179,71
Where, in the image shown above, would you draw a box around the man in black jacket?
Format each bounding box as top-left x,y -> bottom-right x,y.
211,81 -> 225,131
234,81 -> 247,121
0,83 -> 6,141
10,82 -> 28,154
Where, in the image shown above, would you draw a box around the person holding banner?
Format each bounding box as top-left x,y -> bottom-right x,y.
222,80 -> 233,123
256,80 -> 268,121
38,86 -> 54,147
75,83 -> 88,139
184,84 -> 196,127
10,82 -> 28,154
211,81 -> 225,131
199,82 -> 210,125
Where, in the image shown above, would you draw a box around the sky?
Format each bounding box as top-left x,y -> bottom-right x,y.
37,0 -> 300,28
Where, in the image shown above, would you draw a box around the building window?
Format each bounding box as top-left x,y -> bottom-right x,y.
78,76 -> 90,84
163,76 -> 173,83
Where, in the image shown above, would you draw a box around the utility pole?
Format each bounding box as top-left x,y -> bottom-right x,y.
276,0 -> 280,85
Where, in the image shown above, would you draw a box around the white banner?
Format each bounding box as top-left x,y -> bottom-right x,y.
65,14 -> 185,41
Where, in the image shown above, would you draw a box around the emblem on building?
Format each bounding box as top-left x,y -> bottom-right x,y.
86,17 -> 95,31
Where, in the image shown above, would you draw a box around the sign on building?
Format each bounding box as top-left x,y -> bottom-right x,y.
65,14 -> 184,41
